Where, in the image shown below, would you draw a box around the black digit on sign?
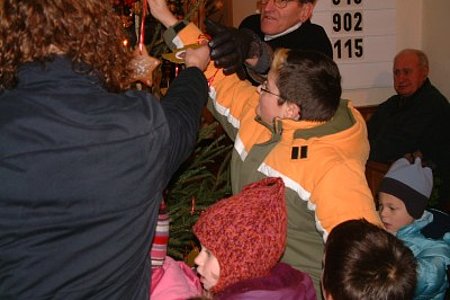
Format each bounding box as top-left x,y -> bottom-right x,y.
344,39 -> 352,58
343,13 -> 352,31
355,38 -> 363,57
332,13 -> 341,32
354,12 -> 363,31
333,39 -> 342,59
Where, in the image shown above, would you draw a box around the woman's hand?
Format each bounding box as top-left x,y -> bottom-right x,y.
147,0 -> 178,28
185,43 -> 210,72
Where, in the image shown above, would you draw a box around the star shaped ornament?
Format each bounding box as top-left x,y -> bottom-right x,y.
130,46 -> 160,87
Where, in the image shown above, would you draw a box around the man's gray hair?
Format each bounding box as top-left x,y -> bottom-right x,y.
396,49 -> 429,68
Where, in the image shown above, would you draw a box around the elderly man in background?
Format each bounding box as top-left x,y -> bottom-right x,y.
368,48 -> 450,213
206,0 -> 332,84
240,0 -> 332,57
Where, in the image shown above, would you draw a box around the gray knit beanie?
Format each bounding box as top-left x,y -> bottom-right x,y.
379,157 -> 433,219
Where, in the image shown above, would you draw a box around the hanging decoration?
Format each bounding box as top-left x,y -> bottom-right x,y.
112,0 -> 232,262
129,0 -> 160,87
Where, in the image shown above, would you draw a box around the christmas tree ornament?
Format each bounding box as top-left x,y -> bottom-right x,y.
130,0 -> 160,86
130,46 -> 160,87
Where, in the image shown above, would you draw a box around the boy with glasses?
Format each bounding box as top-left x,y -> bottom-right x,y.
148,0 -> 381,295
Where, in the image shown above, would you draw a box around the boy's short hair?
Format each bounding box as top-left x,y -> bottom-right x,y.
271,49 -> 341,122
322,219 -> 417,300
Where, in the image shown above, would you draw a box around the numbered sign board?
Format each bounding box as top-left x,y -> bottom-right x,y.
312,0 -> 396,89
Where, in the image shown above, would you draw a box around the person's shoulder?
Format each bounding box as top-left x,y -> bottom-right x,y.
216,262 -> 316,300
423,81 -> 449,104
375,94 -> 398,110
400,220 -> 449,254
303,19 -> 327,32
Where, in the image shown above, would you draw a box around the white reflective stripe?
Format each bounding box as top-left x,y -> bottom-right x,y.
209,87 -> 240,129
257,163 -> 311,200
234,134 -> 248,161
172,36 -> 185,49
315,219 -> 327,242
257,162 -> 328,241
307,201 -> 316,211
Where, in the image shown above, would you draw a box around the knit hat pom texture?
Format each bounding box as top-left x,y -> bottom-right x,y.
193,177 -> 287,293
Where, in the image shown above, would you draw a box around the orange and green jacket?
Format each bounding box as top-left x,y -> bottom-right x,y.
165,22 -> 383,291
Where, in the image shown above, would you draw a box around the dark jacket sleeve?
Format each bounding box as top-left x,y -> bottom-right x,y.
160,66 -> 208,176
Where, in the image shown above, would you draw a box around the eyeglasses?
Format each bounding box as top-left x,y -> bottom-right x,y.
260,81 -> 285,101
260,0 -> 295,9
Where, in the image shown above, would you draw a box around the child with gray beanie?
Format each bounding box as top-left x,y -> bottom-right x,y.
378,157 -> 450,300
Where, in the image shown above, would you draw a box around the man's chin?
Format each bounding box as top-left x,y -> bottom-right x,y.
261,21 -> 280,35
395,86 -> 415,97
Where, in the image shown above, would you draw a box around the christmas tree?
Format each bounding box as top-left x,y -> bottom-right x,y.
113,0 -> 232,263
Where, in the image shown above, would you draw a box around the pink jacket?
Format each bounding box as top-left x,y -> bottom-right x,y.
150,256 -> 202,300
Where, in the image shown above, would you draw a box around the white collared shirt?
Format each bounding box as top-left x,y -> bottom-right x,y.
264,22 -> 303,41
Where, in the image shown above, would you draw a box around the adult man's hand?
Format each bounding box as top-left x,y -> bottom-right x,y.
205,19 -> 256,80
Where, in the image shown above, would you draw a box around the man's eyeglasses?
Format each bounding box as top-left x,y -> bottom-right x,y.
260,0 -> 295,9
260,81 -> 285,101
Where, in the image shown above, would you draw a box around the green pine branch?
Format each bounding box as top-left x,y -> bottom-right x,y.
165,122 -> 232,261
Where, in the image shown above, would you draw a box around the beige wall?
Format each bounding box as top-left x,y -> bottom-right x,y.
423,0 -> 450,101
230,0 -> 450,105
232,0 -> 258,27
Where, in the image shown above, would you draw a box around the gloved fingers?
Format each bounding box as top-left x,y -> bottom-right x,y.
236,67 -> 247,80
223,65 -> 247,79
213,52 -> 240,69
205,18 -> 228,36
210,41 -> 238,60
208,31 -> 233,49
222,64 -> 242,76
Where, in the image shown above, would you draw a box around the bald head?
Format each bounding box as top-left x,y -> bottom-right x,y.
393,49 -> 429,97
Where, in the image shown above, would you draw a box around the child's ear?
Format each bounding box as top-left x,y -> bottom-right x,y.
285,102 -> 301,120
324,291 -> 334,300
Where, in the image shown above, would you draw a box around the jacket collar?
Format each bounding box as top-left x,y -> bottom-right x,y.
397,210 -> 433,236
293,99 -> 355,139
17,55 -> 100,87
255,99 -> 356,140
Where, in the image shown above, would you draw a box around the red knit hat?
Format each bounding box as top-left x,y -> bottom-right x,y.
193,177 -> 287,293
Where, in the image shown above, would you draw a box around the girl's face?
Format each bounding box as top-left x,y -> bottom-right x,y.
378,193 -> 414,234
194,245 -> 220,291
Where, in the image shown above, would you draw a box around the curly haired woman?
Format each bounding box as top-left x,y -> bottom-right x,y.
0,1 -> 210,299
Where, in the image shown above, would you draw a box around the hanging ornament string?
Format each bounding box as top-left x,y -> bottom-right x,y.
130,0 -> 160,87
139,0 -> 148,54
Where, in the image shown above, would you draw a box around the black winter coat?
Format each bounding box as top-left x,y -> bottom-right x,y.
239,14 -> 333,59
0,56 -> 208,299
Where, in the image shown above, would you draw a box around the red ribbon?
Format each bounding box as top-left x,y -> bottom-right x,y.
139,0 -> 148,53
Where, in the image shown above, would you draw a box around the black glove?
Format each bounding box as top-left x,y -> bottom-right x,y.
205,19 -> 257,80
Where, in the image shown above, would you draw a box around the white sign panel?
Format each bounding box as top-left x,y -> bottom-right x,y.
312,0 -> 396,89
